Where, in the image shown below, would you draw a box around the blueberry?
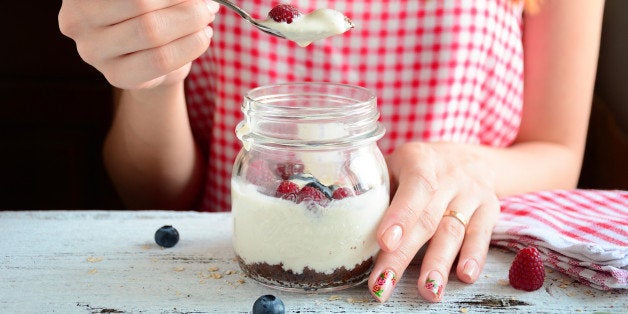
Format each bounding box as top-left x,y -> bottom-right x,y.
288,173 -> 317,187
154,225 -> 179,248
252,295 -> 285,314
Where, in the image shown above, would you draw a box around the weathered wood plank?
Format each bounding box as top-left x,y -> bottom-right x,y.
0,210 -> 625,313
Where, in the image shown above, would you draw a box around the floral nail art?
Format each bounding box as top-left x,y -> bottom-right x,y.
425,278 -> 443,297
372,269 -> 397,298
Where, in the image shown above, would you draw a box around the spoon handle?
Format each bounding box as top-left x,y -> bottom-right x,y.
212,0 -> 249,20
212,0 -> 286,38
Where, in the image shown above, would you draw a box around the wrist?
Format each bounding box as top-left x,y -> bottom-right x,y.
123,81 -> 186,106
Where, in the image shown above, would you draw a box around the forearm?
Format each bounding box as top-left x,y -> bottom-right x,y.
103,83 -> 205,210
481,0 -> 604,197
423,141 -> 582,198
469,141 -> 583,198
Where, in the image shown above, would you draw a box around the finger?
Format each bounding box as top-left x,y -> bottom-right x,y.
104,27 -> 212,89
59,0 -> 190,35
101,0 -> 216,57
456,197 -> 500,283
377,148 -> 440,253
94,0 -> 192,26
417,197 -> 477,302
368,218 -> 427,303
368,180 -> 457,302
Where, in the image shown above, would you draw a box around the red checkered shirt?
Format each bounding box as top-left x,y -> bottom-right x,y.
186,0 -> 525,212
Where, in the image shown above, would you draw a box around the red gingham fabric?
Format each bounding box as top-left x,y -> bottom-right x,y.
185,1 -> 628,289
186,0 -> 525,212
492,190 -> 628,290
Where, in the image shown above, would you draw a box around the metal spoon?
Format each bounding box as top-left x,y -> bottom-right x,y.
212,0 -> 286,38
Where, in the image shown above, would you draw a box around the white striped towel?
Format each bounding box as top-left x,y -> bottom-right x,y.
491,189 -> 628,290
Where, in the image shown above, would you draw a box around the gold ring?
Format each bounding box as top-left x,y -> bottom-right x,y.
443,210 -> 468,228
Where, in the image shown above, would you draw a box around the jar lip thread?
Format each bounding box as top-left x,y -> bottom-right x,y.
245,82 -> 377,107
239,82 -> 385,149
237,120 -> 386,150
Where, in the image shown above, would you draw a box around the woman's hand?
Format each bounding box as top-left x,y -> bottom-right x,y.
369,142 -> 500,302
58,0 -> 219,90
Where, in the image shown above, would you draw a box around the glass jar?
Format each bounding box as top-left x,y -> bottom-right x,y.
231,82 -> 389,292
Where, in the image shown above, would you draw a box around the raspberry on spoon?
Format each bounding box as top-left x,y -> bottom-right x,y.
268,4 -> 302,24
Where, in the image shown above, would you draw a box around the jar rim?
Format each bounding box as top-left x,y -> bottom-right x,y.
238,82 -> 385,149
244,82 -> 376,112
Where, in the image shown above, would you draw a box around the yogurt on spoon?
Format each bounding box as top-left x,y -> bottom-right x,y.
258,4 -> 354,47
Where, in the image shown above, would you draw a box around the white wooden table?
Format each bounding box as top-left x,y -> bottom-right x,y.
1,210 -> 625,313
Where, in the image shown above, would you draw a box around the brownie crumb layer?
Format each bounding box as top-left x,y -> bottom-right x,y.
237,256 -> 374,291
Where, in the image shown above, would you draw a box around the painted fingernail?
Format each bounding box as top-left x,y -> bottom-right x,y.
462,259 -> 479,281
382,224 -> 402,251
371,269 -> 397,302
425,271 -> 444,298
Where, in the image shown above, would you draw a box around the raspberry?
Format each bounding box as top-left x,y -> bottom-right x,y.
268,4 -> 302,24
246,159 -> 280,195
275,180 -> 300,201
331,186 -> 354,200
305,181 -> 332,199
509,246 -> 545,291
297,186 -> 330,207
275,162 -> 305,180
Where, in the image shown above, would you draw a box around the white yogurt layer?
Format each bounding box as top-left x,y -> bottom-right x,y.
259,8 -> 354,47
232,179 -> 388,274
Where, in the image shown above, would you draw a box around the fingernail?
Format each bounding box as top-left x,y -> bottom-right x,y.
425,271 -> 444,298
382,225 -> 402,251
371,269 -> 397,302
462,259 -> 479,281
204,0 -> 217,11
204,26 -> 213,39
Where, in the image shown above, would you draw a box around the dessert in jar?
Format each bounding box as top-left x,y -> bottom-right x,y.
231,82 -> 390,292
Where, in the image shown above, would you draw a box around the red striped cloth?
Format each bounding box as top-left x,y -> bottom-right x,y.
492,189 -> 628,290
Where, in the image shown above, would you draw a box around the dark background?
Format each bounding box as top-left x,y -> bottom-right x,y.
0,2 -> 122,209
0,2 -> 625,210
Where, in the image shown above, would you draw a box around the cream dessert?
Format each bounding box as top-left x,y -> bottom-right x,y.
233,83 -> 388,291
259,4 -> 354,47
231,164 -> 389,291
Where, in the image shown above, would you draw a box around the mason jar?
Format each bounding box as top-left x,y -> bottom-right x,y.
231,82 -> 389,292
